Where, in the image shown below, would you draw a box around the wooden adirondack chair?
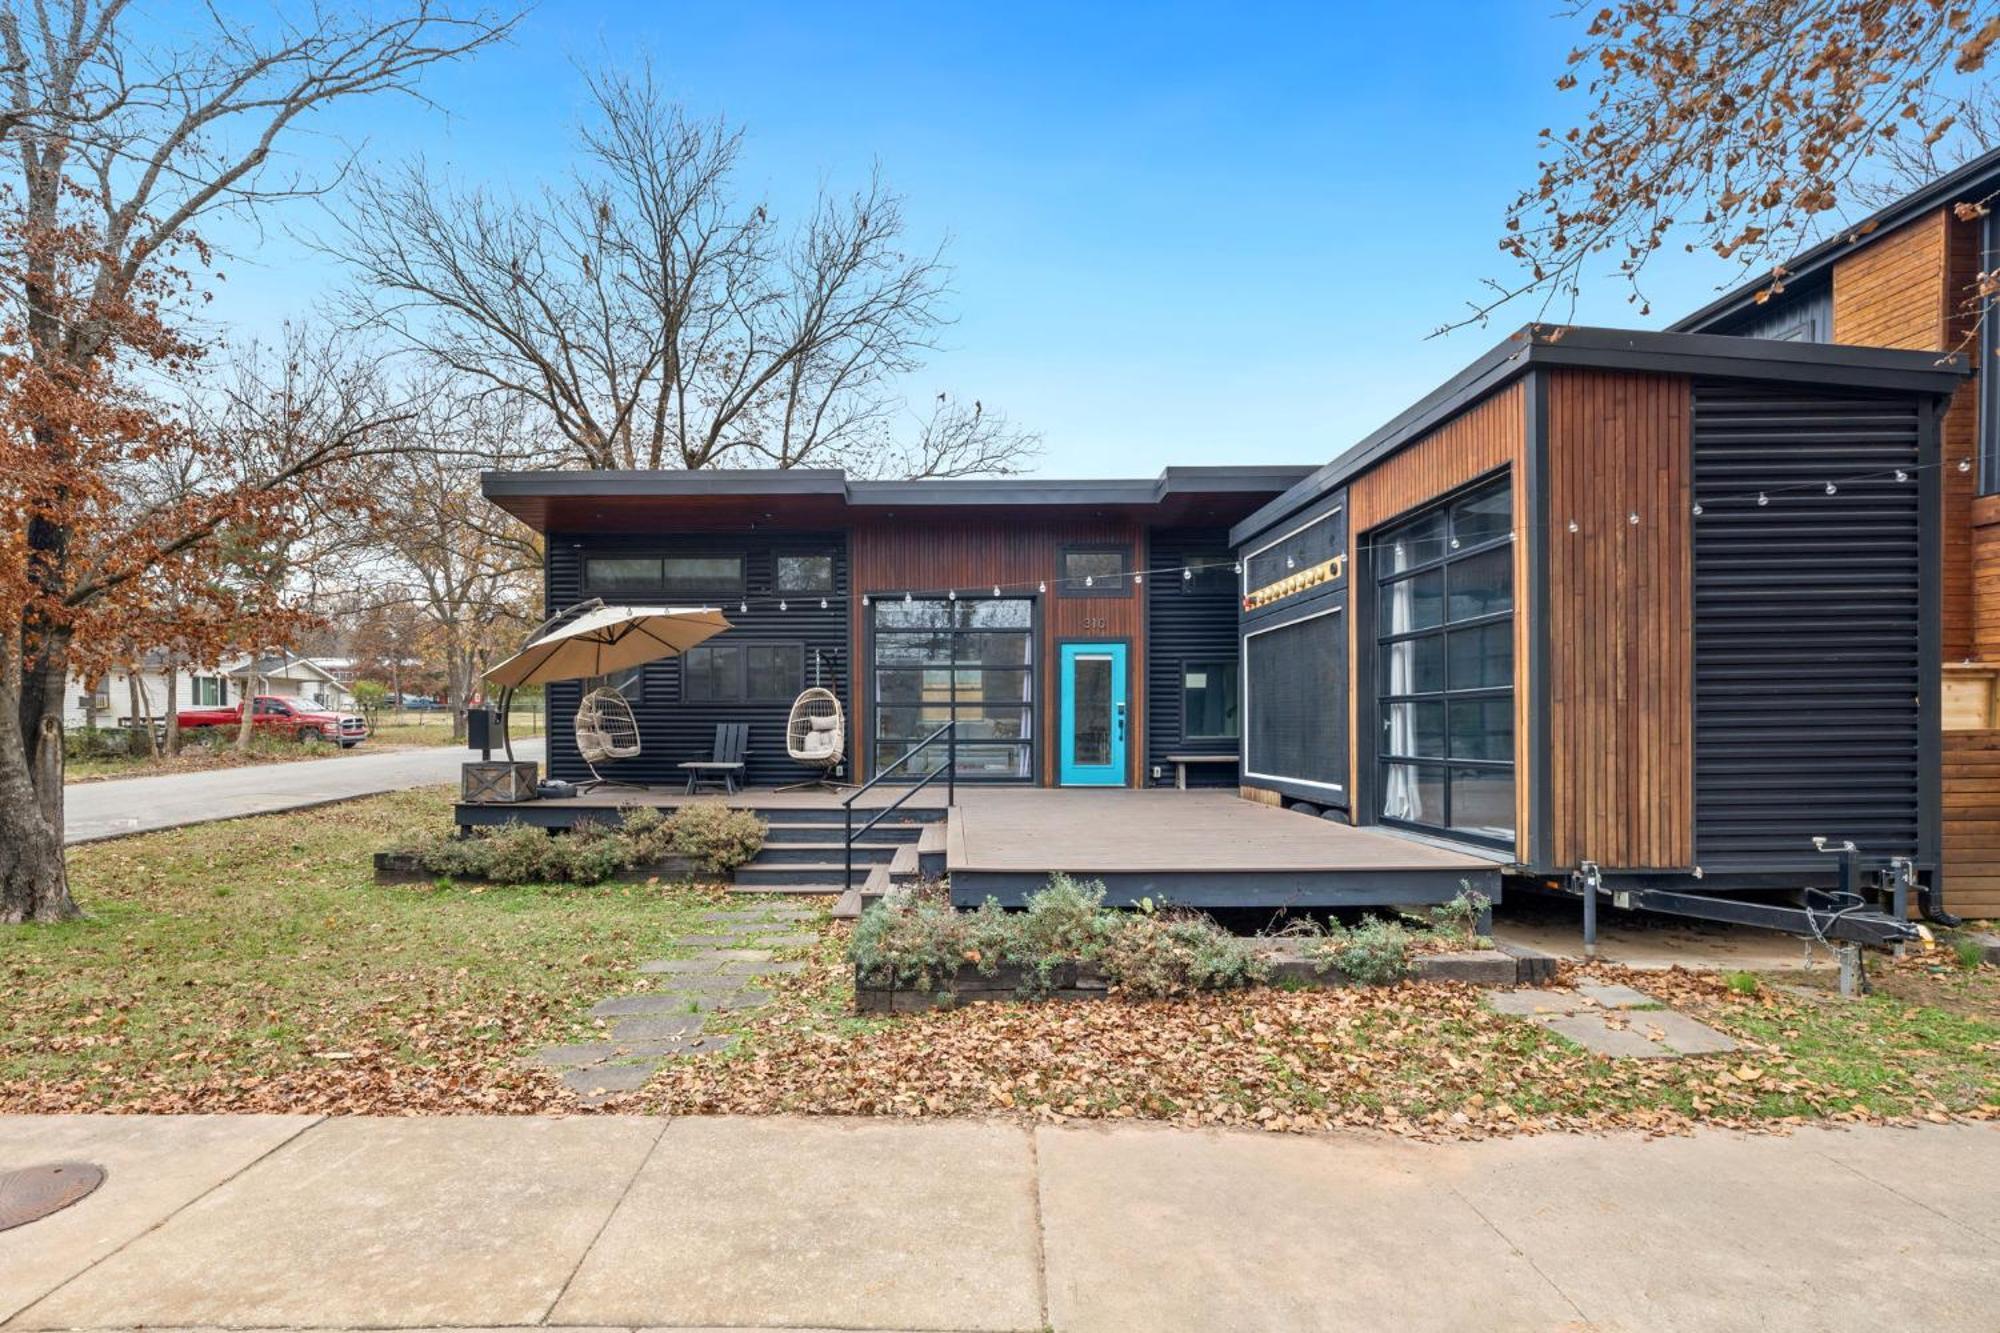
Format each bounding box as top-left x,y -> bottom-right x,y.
679,723 -> 749,794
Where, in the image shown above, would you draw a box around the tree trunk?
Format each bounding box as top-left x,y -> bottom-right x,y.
130,667 -> 159,760
163,660 -> 180,757
235,669 -> 259,752
1,641 -> 78,924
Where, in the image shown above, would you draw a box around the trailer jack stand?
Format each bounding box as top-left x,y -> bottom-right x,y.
1575,861 -> 1603,959
1837,944 -> 1869,998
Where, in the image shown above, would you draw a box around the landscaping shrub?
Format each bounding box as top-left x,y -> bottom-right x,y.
394,804 -> 765,886
1725,970 -> 1761,995
850,893 -> 973,991
1953,937 -> 1988,970
64,726 -> 134,760
1427,887 -> 1492,947
850,876 -> 1265,999
1311,916 -> 1414,985
658,801 -> 766,874
1098,909 -> 1269,999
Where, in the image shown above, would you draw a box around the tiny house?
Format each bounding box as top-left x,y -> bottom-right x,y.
1231,326 -> 1967,929
481,325 -> 1969,934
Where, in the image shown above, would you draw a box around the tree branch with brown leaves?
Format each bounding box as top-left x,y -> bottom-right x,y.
1456,0 -> 2000,332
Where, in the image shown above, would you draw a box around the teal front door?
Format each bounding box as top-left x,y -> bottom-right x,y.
1059,643 -> 1128,786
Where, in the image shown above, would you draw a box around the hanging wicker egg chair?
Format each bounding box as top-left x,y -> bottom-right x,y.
780,685 -> 847,791
574,685 -> 644,790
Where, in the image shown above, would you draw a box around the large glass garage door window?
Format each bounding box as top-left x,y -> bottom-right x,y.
872,598 -> 1034,781
1375,475 -> 1514,846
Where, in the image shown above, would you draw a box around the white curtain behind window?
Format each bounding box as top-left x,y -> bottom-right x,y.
1381,564 -> 1423,823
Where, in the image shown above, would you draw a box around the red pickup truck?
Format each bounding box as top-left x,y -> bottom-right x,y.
176,695 -> 370,747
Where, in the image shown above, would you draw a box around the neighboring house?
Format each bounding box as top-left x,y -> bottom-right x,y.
231,655 -> 356,712
62,652 -> 356,730
63,653 -> 239,731
481,323 -> 1967,934
1668,146 -> 2000,920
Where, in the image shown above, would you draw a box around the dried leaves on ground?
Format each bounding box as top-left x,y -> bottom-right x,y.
0,787 -> 732,1114
651,934 -> 2000,1141
6,790 -> 1995,1138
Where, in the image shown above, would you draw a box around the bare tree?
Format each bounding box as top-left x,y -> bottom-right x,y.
348,383 -> 544,736
332,64 -> 1039,477
1855,82 -> 2000,204
0,0 -> 516,924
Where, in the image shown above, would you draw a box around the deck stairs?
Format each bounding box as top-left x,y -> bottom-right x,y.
725,805 -> 947,916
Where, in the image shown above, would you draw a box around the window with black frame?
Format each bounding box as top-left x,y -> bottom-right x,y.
871,598 -> 1034,780
1374,475 -> 1514,845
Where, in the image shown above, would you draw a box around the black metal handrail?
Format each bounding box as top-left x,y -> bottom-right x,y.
842,720 -> 956,892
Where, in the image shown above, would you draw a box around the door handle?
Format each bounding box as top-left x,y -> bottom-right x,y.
1115,701 -> 1126,741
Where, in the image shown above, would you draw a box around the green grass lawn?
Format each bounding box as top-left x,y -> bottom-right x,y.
0,787 -> 740,1113
5,790 -> 1994,1132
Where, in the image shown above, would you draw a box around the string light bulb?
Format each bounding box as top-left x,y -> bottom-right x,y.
1961,458 -> 1973,473
904,591 -> 912,603
1895,469 -> 1909,483
1133,573 -> 1142,585
1567,520 -> 1579,533
1757,492 -> 1770,507
1691,503 -> 1704,516
1824,482 -> 1837,496
739,600 -> 747,614
819,597 -> 828,610
1628,512 -> 1639,525
948,588 -> 957,601
1038,581 -> 1047,594
1286,555 -> 1296,569
1085,575 -> 1094,588
1183,567 -> 1193,582
992,585 -> 1001,597
862,594 -> 870,607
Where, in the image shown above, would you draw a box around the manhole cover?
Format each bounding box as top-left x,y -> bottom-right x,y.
0,1162 -> 105,1231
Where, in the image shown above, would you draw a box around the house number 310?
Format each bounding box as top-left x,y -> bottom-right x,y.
1080,617 -> 1108,632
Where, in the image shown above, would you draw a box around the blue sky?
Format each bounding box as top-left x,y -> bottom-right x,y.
198,0 -> 1749,475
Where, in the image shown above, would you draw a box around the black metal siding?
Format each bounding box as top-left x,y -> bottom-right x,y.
1703,282 -> 1833,343
543,532 -> 850,787
1691,379 -> 1933,873
1144,528 -> 1240,786
1234,491 -> 1352,807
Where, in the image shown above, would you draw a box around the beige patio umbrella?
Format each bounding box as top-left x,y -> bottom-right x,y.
482,602 -> 733,764
484,603 -> 732,689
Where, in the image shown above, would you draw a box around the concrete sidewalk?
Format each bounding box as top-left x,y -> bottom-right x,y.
62,738 -> 545,844
0,1116 -> 1992,1332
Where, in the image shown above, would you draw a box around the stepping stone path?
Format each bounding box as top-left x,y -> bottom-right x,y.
1487,981 -> 1739,1059
531,904 -> 821,1106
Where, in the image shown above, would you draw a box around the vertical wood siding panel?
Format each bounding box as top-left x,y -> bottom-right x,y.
1545,368 -> 1695,869
848,516 -> 1147,785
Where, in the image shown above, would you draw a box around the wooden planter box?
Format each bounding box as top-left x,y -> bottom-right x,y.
373,850 -> 700,886
461,760 -> 539,803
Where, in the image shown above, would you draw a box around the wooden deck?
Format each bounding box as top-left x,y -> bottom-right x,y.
454,784 -> 1506,909
946,789 -> 1506,908
455,784 -> 946,831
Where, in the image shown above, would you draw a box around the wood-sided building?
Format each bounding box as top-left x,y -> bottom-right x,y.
1669,146 -> 2000,919
481,467 -> 1313,792
1230,326 -> 1966,918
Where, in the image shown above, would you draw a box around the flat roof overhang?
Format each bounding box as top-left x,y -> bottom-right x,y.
482,464 -> 1320,534
1228,324 -> 1971,546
